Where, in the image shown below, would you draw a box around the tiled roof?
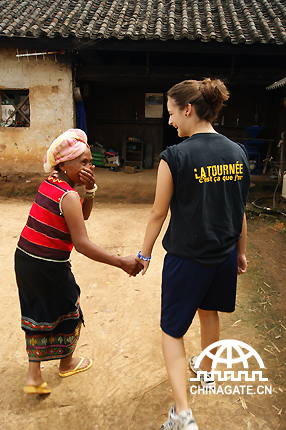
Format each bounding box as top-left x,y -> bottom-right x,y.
0,0 -> 286,45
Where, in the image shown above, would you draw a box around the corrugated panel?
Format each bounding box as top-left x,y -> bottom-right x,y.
266,76 -> 286,89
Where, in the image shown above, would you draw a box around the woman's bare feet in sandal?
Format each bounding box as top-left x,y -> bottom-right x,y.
59,355 -> 92,377
25,361 -> 51,393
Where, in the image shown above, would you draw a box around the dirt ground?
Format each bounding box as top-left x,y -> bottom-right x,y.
0,168 -> 285,430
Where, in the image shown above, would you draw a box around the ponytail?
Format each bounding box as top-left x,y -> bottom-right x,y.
167,78 -> 229,123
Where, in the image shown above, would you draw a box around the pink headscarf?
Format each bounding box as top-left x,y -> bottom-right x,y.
44,129 -> 89,173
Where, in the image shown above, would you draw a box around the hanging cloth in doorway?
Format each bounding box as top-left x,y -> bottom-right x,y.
75,101 -> 88,136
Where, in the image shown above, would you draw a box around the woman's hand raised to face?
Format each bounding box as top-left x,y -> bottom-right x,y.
79,165 -> 95,190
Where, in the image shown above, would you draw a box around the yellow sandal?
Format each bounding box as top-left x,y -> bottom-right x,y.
59,357 -> 93,378
24,381 -> 51,394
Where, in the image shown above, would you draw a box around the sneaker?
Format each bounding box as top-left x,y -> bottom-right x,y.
189,356 -> 215,390
161,404 -> 199,430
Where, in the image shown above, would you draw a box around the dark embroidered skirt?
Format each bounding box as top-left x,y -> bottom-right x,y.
14,248 -> 83,362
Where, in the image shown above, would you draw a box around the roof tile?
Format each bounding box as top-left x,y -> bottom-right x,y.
0,0 -> 285,45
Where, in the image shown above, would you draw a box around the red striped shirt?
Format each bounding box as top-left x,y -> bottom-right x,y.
18,176 -> 81,262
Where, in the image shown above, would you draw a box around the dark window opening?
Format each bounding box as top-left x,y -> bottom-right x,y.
0,89 -> 30,127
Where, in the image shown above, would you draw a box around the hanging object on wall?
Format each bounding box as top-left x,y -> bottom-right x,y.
16,49 -> 65,63
145,93 -> 163,118
73,86 -> 82,102
74,85 -> 87,135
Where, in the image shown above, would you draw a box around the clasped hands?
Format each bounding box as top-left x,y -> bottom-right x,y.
121,254 -> 150,277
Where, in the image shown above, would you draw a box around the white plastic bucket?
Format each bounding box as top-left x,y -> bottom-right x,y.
282,173 -> 286,199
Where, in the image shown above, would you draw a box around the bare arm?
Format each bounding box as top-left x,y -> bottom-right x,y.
61,192 -> 142,276
82,195 -> 94,221
136,159 -> 174,274
79,165 -> 96,220
237,213 -> 247,275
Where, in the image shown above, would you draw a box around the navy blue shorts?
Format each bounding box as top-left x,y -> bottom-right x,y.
160,247 -> 238,338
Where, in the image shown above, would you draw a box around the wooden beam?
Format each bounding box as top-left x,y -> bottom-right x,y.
1,36 -> 286,57
76,65 -> 285,86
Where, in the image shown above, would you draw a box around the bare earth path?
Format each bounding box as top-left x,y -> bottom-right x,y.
0,169 -> 285,430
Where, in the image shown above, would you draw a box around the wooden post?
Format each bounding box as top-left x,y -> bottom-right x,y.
281,132 -> 286,176
262,140 -> 272,174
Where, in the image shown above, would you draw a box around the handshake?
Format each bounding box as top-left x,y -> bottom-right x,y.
119,251 -> 151,277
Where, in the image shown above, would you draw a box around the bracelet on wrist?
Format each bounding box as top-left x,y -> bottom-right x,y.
84,192 -> 95,199
85,184 -> 98,194
137,250 -> 151,262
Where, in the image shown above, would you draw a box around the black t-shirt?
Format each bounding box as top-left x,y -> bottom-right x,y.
160,133 -> 251,267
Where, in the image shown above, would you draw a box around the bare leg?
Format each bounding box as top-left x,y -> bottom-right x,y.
162,331 -> 188,415
26,361 -> 49,387
197,309 -> 220,371
59,354 -> 91,373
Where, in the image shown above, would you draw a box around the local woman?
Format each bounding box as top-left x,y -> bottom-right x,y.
15,129 -> 142,394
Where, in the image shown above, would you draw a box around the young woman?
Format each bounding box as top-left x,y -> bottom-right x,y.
136,79 -> 250,430
15,129 -> 142,395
